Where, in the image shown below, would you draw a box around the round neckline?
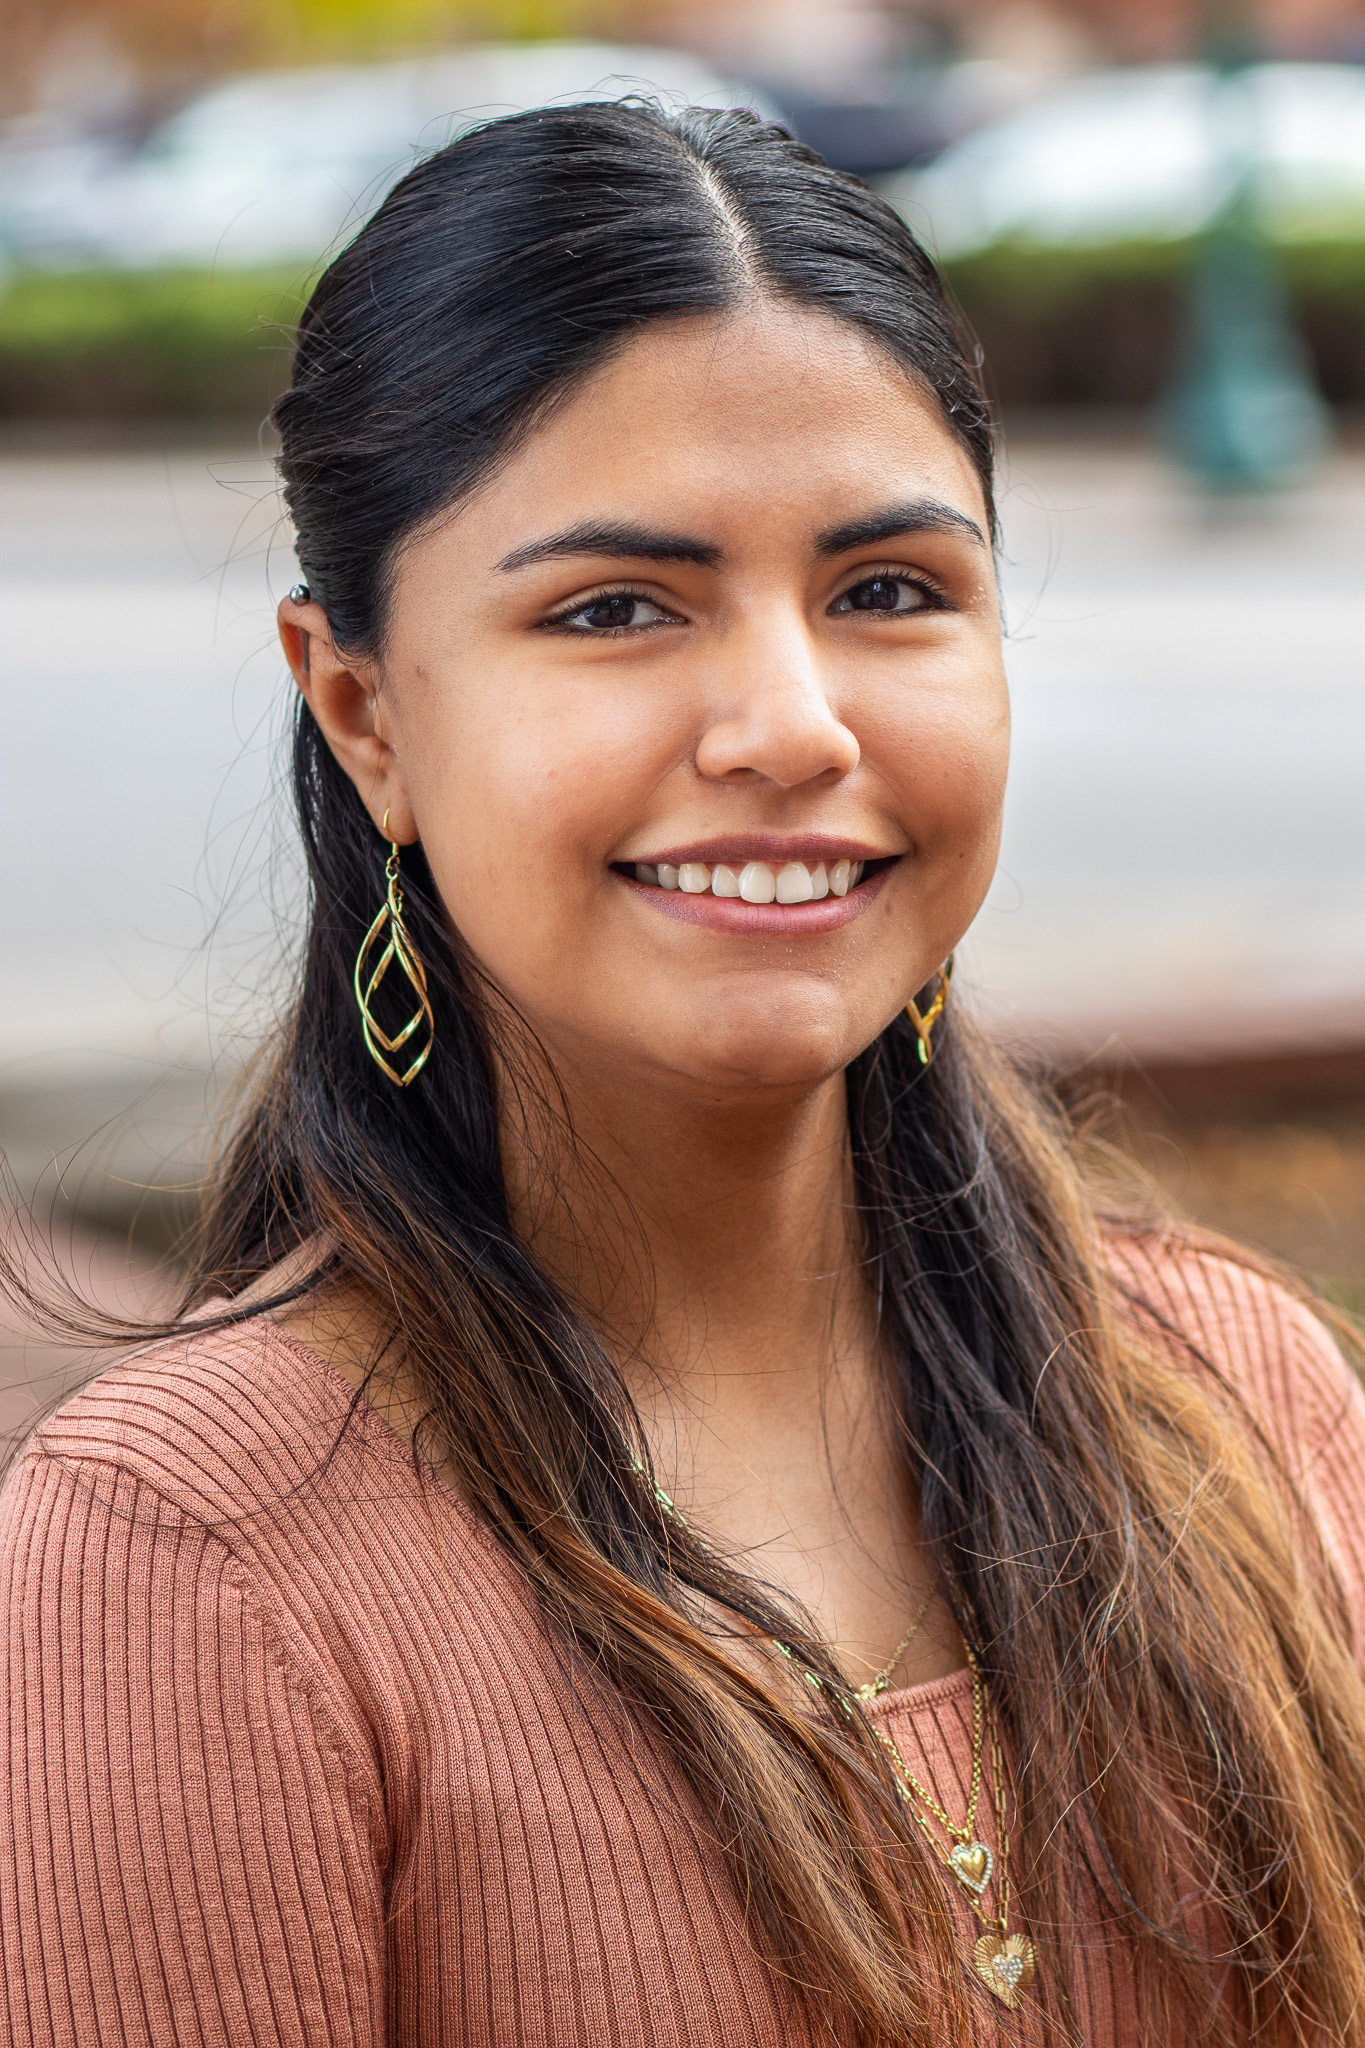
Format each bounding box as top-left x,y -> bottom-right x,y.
858,1661 -> 975,1716
265,1315 -> 978,1718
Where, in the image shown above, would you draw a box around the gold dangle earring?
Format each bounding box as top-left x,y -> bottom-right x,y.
353,811 -> 435,1087
906,954 -> 953,1066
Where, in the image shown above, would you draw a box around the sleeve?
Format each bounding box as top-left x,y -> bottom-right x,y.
0,1452 -> 388,2048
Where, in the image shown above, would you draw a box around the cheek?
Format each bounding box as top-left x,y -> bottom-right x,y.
866,666 -> 1010,861
394,669 -> 669,944
937,713 -> 1011,860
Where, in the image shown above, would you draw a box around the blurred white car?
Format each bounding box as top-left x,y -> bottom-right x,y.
0,43 -> 767,270
893,63 -> 1365,256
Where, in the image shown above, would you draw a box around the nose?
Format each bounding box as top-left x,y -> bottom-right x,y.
693,618 -> 860,789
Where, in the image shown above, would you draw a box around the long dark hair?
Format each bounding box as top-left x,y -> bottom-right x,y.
106,103 -> 1365,2043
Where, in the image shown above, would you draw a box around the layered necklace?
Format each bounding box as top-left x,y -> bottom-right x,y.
845,1592 -> 1038,2007
778,1629 -> 1038,2010
640,1469 -> 1038,2007
875,1646 -> 1038,2010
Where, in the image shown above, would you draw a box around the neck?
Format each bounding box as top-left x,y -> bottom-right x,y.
494,1032 -> 945,1681
279,1025 -> 945,1681
497,1040 -> 876,1489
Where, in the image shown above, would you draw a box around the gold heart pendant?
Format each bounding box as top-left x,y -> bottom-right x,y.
949,1839 -> 993,1896
972,1932 -> 1037,2010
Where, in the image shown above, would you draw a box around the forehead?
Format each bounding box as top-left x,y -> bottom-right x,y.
443,301 -> 990,554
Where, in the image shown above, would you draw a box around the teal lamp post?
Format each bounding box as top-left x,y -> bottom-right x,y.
1164,16 -> 1329,488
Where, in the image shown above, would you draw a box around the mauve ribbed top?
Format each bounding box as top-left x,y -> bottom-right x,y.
2,1237 -> 1363,2046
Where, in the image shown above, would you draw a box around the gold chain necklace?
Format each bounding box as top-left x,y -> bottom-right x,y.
851,1583 -> 934,1701
875,1647 -> 1038,2010
777,1636 -> 1038,2010
637,1470 -> 1037,2007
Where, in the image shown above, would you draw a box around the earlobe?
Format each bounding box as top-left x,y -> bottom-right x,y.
277,595 -> 418,844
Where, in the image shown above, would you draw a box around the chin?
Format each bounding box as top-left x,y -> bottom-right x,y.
667,1007 -> 869,1095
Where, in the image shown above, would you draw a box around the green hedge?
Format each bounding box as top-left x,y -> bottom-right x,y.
0,267 -> 311,419
943,237 -> 1365,407
2,240 -> 1363,418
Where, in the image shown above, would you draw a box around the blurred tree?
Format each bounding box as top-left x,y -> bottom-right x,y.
2,0 -> 625,119
6,0 -> 1365,122
247,0 -> 625,60
937,0 -> 1365,63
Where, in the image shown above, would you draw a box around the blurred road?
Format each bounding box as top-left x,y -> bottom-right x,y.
2,431 -> 1363,1218
978,433 -> 1365,1059
2,445 -> 293,1066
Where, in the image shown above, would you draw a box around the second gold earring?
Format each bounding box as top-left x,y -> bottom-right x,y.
906,955 -> 953,1066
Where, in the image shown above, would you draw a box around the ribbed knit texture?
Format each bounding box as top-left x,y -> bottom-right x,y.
3,1237 -> 1363,2045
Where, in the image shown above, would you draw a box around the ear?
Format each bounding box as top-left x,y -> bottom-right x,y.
278,594 -> 418,844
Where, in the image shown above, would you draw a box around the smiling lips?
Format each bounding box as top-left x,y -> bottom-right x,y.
632,858 -> 867,904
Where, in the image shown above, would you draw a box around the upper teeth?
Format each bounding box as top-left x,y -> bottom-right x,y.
632,859 -> 864,901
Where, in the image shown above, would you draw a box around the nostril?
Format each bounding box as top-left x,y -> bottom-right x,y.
694,701 -> 860,788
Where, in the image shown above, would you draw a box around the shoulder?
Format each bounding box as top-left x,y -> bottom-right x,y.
0,1313 -> 485,1690
1106,1229 -> 1365,1636
6,1301 -> 514,1614
1105,1229 -> 1362,1480
1,1313 -> 513,1767
0,1334 -> 394,1989
24,1311 -> 416,1526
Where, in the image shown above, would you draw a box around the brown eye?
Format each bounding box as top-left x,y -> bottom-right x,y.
833,576 -> 933,615
557,594 -> 672,632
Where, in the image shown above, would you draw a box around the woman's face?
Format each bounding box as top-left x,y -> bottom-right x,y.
293,301 -> 1008,1100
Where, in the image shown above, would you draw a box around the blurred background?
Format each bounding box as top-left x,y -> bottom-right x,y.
3,0 -> 1363,1428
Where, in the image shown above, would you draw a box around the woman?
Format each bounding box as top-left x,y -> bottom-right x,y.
3,102 -> 1364,2048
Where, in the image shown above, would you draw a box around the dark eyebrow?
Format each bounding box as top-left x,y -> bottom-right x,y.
816,498 -> 987,556
497,520 -> 722,572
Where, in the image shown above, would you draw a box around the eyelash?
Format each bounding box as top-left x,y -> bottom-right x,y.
540,584 -> 676,634
540,565 -> 952,634
838,565 -> 951,611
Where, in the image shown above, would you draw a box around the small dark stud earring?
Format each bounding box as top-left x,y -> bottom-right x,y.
288,583 -> 311,603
